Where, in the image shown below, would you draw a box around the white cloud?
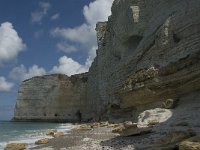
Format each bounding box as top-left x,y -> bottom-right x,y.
57,42 -> 77,53
31,2 -> 51,23
9,64 -> 46,81
51,0 -> 114,71
0,22 -> 26,66
50,56 -> 88,76
51,13 -> 60,20
83,0 -> 114,26
0,77 -> 14,92
51,24 -> 96,49
85,46 -> 98,67
9,56 -> 87,81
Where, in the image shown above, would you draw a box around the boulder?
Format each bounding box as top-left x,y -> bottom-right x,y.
179,135 -> 200,150
162,99 -> 179,109
138,108 -> 172,128
76,124 -> 92,130
45,129 -> 57,136
35,138 -> 49,145
53,132 -> 65,138
5,143 -> 26,150
99,121 -> 109,127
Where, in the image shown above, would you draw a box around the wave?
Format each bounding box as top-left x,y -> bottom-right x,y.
0,122 -> 73,149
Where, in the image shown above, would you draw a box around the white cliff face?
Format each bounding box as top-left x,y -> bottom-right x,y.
87,0 -> 200,120
14,73 -> 90,122
14,0 -> 200,123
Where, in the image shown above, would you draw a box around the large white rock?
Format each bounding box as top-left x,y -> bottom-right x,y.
137,108 -> 172,128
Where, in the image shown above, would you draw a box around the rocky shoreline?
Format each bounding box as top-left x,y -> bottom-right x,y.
5,120 -> 200,150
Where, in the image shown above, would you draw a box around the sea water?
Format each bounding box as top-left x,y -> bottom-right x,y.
0,121 -> 73,149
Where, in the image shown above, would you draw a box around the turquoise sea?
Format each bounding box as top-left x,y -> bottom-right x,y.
0,121 -> 72,149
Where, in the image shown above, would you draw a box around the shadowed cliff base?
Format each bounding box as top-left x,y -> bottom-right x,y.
30,92 -> 200,149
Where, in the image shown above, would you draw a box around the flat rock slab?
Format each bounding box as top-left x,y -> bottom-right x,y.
120,126 -> 152,137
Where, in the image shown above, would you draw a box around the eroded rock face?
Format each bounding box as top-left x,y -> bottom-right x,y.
14,0 -> 200,124
87,0 -> 200,119
14,73 -> 91,122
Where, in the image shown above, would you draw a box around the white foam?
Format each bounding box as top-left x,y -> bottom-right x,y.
7,134 -> 54,149
1,123 -> 73,149
0,142 -> 7,150
56,123 -> 73,133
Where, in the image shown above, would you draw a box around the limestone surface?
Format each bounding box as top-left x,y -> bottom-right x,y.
14,73 -> 90,122
14,0 -> 200,129
88,0 -> 200,120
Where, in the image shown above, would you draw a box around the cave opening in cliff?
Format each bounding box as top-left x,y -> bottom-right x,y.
173,33 -> 181,43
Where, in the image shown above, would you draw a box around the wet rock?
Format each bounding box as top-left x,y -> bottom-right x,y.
53,132 -> 65,138
35,138 -> 49,145
76,124 -> 92,130
45,129 -> 57,136
5,143 -> 26,150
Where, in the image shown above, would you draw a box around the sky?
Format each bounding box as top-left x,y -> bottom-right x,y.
0,0 -> 114,120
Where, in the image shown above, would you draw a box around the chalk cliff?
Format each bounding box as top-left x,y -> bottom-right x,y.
13,73 -> 90,122
14,0 -> 200,125
87,0 -> 200,121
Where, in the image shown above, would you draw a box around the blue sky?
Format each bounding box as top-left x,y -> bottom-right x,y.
0,0 -> 114,120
